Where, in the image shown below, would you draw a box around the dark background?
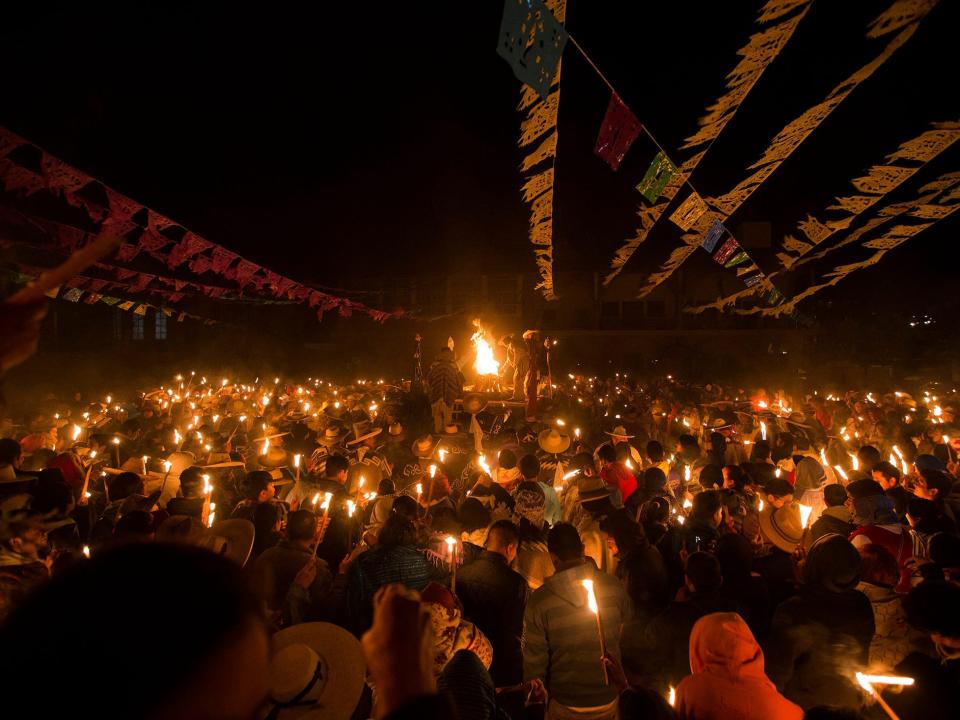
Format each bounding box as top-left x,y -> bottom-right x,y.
1,0 -> 958,317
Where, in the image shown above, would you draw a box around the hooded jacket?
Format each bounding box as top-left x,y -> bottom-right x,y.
676,613 -> 803,720
523,561 -> 631,708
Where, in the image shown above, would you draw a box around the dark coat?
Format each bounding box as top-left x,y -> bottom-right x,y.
764,585 -> 875,710
629,590 -> 739,693
456,551 -> 529,686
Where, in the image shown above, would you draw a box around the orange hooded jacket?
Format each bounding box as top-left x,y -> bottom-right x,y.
676,612 -> 803,720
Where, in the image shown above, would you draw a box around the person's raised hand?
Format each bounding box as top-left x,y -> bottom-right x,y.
362,584 -> 435,719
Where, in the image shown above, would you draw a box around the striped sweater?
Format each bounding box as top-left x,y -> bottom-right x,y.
523,561 -> 632,707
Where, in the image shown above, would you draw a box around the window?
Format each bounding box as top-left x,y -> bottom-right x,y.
132,313 -> 144,341
646,300 -> 666,318
622,301 -> 645,328
155,310 -> 168,340
600,301 -> 620,318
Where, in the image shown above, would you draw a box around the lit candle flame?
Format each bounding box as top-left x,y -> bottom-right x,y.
82,545 -> 91,559
820,448 -> 828,466
438,448 -> 448,463
311,493 -> 320,507
556,418 -> 566,427
416,483 -> 423,496
892,445 -> 904,460
294,453 -> 301,468
574,427 -> 581,439
668,686 -> 676,707
758,499 -> 764,512
682,498 -> 692,509
72,424 -> 82,441
320,492 -> 332,510
798,503 -> 813,529
581,579 -> 599,615
850,453 -> 859,471
834,465 -> 849,481
684,465 -> 691,482
760,421 -> 767,441
429,464 -> 437,478
261,437 -> 270,455
347,500 -> 356,517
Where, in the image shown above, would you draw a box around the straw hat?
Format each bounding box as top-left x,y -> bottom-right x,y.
260,446 -> 289,469
605,425 -> 634,439
411,434 -> 439,458
538,428 -> 571,455
317,426 -> 349,447
758,504 -> 803,554
266,622 -> 365,719
387,422 -> 404,439
346,421 -> 382,446
578,475 -> 612,503
156,515 -> 255,567
462,393 -> 488,416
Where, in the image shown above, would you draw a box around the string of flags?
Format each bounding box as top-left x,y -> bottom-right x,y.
495,0 -> 939,314
0,127 -> 404,323
496,0 -> 792,305
0,267 -> 222,325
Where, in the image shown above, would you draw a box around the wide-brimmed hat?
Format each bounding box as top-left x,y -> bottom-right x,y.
267,622 -> 365,719
323,404 -> 348,421
346,421 -> 382,446
259,446 -> 289,469
758,504 -> 803,553
412,434 -> 439,458
538,428 -> 571,455
705,413 -> 736,430
605,425 -> 634,439
317,426 -> 349,447
462,393 -> 488,416
578,475 -> 613,503
387,422 -> 404,438
157,515 -> 255,567
443,424 -> 459,435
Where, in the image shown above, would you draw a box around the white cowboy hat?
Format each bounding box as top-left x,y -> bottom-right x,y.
537,428 -> 571,455
604,425 -> 635,439
411,434 -> 439,458
346,421 -> 382,446
317,426 -> 349,447
266,622 -> 365,719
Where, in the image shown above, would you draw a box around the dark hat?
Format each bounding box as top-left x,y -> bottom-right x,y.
805,534 -> 861,591
915,454 -> 946,473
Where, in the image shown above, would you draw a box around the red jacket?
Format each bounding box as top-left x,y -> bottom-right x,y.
601,461 -> 637,503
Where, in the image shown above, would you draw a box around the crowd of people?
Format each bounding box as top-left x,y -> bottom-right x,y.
1,348 -> 959,719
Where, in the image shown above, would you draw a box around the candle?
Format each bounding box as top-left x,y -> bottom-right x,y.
798,503 -> 813,529
574,427 -> 581,439
901,458 -> 910,477
446,536 -> 457,593
72,424 -> 82,442
834,465 -> 849,482
112,437 -> 120,467
668,686 -> 676,707
355,475 -> 365,505
760,421 -> 767,441
438,448 -> 448,464
850,453 -> 860,472
207,503 -> 216,528
684,465 -> 691,483
820,448 -> 828,466
855,672 -> 912,720
416,482 -> 424,515
580,579 -> 609,684
141,455 -> 148,475
294,453 -> 302,483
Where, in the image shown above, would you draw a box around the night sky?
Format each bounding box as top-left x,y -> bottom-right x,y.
2,1 -> 958,315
